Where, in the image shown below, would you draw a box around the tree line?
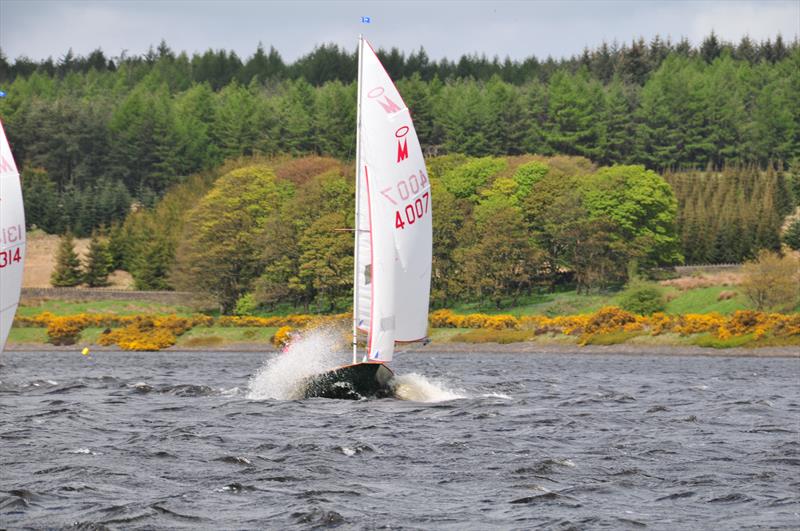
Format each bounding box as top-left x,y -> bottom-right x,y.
0,33 -> 797,239
93,155 -> 792,314
1,33 -> 796,87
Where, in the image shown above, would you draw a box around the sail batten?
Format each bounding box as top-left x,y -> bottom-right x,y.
354,37 -> 432,363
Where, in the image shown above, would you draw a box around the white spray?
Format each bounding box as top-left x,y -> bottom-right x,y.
246,326 -> 346,400
246,326 -> 469,402
391,373 -> 466,402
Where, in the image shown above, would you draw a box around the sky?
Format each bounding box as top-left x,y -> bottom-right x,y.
1,0 -> 798,63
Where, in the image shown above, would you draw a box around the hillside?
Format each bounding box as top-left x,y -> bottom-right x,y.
23,231 -> 133,289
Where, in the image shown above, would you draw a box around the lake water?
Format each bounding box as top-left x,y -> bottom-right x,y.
1,339 -> 799,529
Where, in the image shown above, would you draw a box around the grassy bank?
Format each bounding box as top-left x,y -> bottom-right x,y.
7,301 -> 798,351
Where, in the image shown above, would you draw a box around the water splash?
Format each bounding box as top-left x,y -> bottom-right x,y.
391,373 -> 466,402
481,392 -> 513,400
246,327 -> 345,400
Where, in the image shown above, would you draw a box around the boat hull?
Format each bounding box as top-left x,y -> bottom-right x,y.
302,362 -> 394,399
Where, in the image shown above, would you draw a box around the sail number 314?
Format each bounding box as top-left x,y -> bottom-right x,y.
0,248 -> 22,268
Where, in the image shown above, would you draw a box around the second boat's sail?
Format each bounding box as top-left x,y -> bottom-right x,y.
0,120 -> 25,354
354,39 -> 432,362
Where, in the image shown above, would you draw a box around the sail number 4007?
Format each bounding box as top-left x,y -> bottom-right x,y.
0,248 -> 22,268
379,172 -> 431,230
395,192 -> 429,229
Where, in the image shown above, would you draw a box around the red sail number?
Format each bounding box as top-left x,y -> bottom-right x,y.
0,248 -> 22,268
394,192 -> 430,230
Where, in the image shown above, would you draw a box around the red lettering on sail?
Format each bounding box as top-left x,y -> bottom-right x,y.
397,139 -> 408,162
377,96 -> 401,114
0,156 -> 14,173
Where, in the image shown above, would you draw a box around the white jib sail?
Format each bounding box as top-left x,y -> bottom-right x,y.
355,38 -> 432,363
0,120 -> 25,354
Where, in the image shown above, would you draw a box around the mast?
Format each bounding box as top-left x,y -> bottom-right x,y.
352,35 -> 364,364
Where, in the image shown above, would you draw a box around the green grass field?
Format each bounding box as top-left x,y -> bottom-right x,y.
17,299 -> 197,317
664,286 -> 749,314
445,284 -> 756,317
14,283 -> 784,321
9,282 -> 797,350
175,326 -> 279,347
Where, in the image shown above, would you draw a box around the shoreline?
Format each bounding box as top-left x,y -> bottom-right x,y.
5,341 -> 798,358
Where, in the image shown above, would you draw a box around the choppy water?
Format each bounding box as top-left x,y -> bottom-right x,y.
1,343 -> 798,529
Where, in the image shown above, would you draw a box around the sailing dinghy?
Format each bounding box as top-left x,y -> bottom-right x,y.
0,120 -> 25,355
301,36 -> 432,399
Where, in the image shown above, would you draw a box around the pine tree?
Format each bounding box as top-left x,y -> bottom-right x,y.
783,218 -> 800,250
51,233 -> 83,287
83,232 -> 114,287
601,77 -> 634,164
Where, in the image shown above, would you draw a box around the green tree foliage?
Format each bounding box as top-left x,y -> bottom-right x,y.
665,166 -> 789,263
544,70 -> 604,160
512,160 -> 549,199
456,193 -> 536,307
43,153 -> 783,311
582,165 -> 682,267
784,218 -> 800,250
296,212 -> 354,312
21,167 -> 60,232
50,232 -> 82,287
440,156 -> 507,200
618,280 -> 667,315
108,82 -> 180,195
740,250 -> 800,311
171,165 -> 280,312
2,35 -> 797,239
83,232 -> 113,287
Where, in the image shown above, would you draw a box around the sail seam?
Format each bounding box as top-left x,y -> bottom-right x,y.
364,166 -> 375,358
0,302 -> 19,314
0,241 -> 26,252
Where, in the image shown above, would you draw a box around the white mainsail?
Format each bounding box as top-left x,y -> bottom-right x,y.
353,37 -> 432,363
0,120 -> 25,354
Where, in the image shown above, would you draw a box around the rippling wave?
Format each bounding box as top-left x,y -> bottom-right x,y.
1,350 -> 798,528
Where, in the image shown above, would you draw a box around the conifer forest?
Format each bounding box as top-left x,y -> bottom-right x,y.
0,33 -> 797,310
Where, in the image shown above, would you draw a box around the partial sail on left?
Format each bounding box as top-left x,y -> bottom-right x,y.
0,120 -> 25,354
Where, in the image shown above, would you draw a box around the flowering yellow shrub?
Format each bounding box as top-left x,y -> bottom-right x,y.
484,315 -> 520,330
98,322 -> 177,351
217,313 -> 346,328
771,313 -> 800,337
461,314 -> 492,328
584,307 -> 637,335
429,309 -> 461,328
46,317 -> 83,345
648,312 -> 675,335
428,306 -> 799,343
14,306 -> 799,349
673,313 -> 726,336
271,326 -> 294,348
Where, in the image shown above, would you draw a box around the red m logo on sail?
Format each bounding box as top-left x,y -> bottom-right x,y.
367,86 -> 402,115
377,96 -> 401,114
397,139 -> 408,162
0,156 -> 14,173
395,126 -> 409,163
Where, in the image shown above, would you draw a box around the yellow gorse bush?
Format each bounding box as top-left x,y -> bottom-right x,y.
217,313 -> 347,328
14,312 -> 349,351
13,308 -> 798,350
271,326 -> 294,348
98,320 -> 178,351
428,307 -> 799,342
46,316 -> 84,346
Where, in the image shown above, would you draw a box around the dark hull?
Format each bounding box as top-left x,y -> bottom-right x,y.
302,362 -> 394,400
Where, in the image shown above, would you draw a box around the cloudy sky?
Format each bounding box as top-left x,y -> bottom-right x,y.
1,0 -> 798,62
